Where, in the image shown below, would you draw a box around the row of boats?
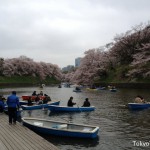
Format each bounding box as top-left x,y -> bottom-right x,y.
73,88 -> 117,93
6,94 -> 149,139
20,96 -> 150,111
21,95 -> 95,112
17,95 -> 99,139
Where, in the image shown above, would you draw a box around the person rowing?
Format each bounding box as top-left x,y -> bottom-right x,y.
134,95 -> 146,103
82,98 -> 91,107
67,97 -> 76,107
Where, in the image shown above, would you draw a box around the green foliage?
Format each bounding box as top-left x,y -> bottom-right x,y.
96,65 -> 131,83
43,76 -> 61,84
0,76 -> 60,84
115,65 -> 130,79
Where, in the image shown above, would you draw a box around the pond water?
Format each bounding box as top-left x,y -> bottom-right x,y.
1,86 -> 150,150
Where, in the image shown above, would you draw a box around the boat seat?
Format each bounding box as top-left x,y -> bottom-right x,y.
52,124 -> 67,129
34,122 -> 43,126
83,127 -> 91,131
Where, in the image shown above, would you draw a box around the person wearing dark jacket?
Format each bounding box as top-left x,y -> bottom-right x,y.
82,98 -> 91,107
32,91 -> 37,96
7,91 -> 20,125
0,95 -> 5,113
67,97 -> 76,107
27,96 -> 33,106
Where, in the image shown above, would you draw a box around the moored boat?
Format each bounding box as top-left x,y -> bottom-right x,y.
86,88 -> 98,91
22,117 -> 99,139
128,103 -> 150,110
21,101 -> 60,110
73,89 -> 82,92
97,87 -> 106,90
109,88 -> 117,92
48,105 -> 95,112
19,100 -> 28,105
22,95 -> 46,100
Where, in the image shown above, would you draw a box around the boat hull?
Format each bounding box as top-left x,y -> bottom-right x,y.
19,101 -> 28,105
128,103 -> 150,110
73,90 -> 82,92
48,105 -> 95,112
21,101 -> 60,110
109,89 -> 117,92
86,88 -> 98,91
22,118 -> 99,139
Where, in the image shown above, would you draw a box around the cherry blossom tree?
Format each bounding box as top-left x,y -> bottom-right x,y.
64,22 -> 150,84
71,48 -> 112,85
2,56 -> 62,80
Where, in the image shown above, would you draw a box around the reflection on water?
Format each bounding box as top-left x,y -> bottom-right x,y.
41,134 -> 100,150
1,86 -> 150,150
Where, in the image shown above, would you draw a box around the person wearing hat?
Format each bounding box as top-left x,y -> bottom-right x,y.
82,98 -> 91,107
67,96 -> 76,107
7,91 -> 20,125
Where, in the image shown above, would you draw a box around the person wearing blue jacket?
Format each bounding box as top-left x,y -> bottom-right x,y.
0,95 -> 5,113
7,91 -> 20,125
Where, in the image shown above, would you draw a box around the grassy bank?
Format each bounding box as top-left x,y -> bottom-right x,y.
0,76 -> 60,86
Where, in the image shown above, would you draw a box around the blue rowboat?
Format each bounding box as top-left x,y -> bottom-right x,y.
128,103 -> 150,110
19,101 -> 37,106
73,90 -> 82,92
19,101 -> 28,105
21,101 -> 60,110
109,88 -> 117,92
48,105 -> 95,112
97,87 -> 106,90
22,117 -> 99,139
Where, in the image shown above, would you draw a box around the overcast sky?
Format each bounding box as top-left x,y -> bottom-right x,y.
0,0 -> 150,68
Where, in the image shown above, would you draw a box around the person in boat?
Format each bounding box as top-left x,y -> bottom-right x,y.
134,95 -> 145,103
58,84 -> 62,88
39,91 -> 43,96
7,91 -> 20,125
75,87 -> 81,91
111,85 -> 116,89
35,95 -> 40,104
43,94 -> 51,104
82,98 -> 91,107
67,96 -> 76,107
32,91 -> 37,96
27,96 -> 33,106
0,95 -> 5,113
38,99 -> 43,105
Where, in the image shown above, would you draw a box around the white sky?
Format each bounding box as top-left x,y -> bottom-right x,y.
0,0 -> 150,68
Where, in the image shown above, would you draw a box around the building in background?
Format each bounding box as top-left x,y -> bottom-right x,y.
62,65 -> 74,72
75,57 -> 82,67
62,57 -> 82,72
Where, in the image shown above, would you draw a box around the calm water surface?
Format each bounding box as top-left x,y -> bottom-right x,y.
1,86 -> 150,150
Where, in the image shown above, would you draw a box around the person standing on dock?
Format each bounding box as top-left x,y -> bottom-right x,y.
7,91 -> 20,125
0,95 -> 5,113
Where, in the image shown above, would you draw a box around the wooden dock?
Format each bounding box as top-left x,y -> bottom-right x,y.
0,113 -> 59,150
